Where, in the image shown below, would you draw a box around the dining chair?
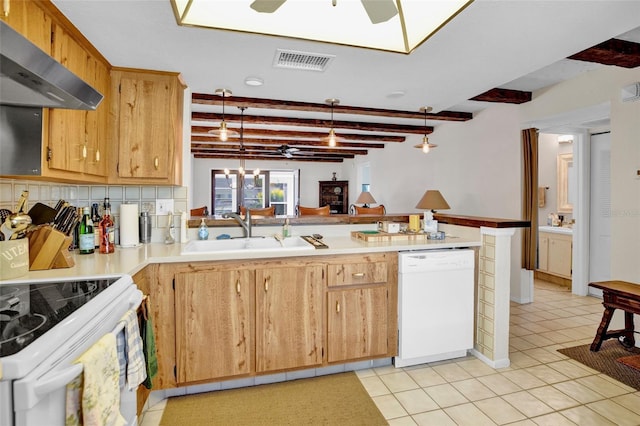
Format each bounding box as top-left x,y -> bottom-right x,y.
296,205 -> 331,216
352,205 -> 386,215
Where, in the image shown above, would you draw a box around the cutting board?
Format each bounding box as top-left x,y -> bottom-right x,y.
351,231 -> 430,242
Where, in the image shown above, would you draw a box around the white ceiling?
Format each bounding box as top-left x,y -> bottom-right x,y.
52,0 -> 640,127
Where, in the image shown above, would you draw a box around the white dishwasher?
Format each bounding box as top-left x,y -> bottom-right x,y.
395,249 -> 475,368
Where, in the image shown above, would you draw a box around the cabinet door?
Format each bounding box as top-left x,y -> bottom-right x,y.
548,235 -> 572,278
538,233 -> 549,271
1,0 -> 51,53
327,286 -> 388,363
49,24 -> 89,174
83,56 -> 109,177
116,72 -> 177,179
175,270 -> 254,384
255,266 -> 324,372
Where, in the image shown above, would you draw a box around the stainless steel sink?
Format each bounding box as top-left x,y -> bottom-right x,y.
181,236 -> 315,255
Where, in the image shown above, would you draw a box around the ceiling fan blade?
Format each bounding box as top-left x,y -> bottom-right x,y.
360,0 -> 398,24
250,0 -> 287,13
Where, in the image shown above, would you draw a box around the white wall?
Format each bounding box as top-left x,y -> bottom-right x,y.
521,65 -> 640,283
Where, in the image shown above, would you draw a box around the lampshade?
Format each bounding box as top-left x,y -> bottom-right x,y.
355,191 -> 377,206
415,190 -> 450,211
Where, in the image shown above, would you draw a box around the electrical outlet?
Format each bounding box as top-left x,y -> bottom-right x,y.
156,199 -> 174,215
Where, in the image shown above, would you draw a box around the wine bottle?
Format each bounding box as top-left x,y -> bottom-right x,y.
78,206 -> 95,254
99,198 -> 115,254
91,203 -> 101,249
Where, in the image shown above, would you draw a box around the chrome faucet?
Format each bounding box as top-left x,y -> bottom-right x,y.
222,211 -> 251,238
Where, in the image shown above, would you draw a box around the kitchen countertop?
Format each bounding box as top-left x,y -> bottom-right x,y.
0,232 -> 481,284
539,225 -> 573,235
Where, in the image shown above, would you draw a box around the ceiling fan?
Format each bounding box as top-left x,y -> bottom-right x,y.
250,0 -> 398,24
277,144 -> 301,158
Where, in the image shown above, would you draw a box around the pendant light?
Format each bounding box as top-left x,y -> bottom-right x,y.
414,106 -> 438,153
238,106 -> 246,176
215,88 -> 232,141
326,98 -> 339,147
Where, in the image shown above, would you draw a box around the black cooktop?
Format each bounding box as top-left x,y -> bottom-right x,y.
0,278 -> 119,357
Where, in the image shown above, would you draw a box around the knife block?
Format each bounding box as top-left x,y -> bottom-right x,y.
28,226 -> 75,270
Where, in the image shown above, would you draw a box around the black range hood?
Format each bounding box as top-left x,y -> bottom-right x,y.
0,20 -> 103,110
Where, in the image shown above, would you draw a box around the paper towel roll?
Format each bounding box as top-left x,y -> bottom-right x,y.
119,204 -> 139,247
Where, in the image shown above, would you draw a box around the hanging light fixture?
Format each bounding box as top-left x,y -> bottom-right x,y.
414,106 -> 438,153
212,88 -> 232,141
326,98 -> 339,147
238,106 -> 246,176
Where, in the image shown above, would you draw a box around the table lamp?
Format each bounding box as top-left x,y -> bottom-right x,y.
355,191 -> 377,208
415,190 -> 450,233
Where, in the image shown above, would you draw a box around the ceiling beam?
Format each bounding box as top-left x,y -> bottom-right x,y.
192,93 -> 473,122
470,88 -> 532,104
192,112 -> 431,134
193,153 -> 346,163
190,127 -> 406,142
568,38 -> 640,68
191,136 -> 385,149
191,144 -> 368,156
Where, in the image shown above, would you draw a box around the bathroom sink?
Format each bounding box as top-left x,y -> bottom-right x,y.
181,236 -> 315,255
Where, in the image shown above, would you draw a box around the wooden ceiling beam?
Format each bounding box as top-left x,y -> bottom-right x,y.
191,144 -> 368,156
191,135 -> 386,149
568,38 -> 640,68
190,127 -> 406,142
193,153 -> 345,163
192,93 -> 473,122
192,112 -> 431,134
470,88 -> 532,104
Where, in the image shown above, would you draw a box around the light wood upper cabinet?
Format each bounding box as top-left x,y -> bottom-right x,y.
174,270 -> 254,384
48,23 -> 109,179
110,68 -> 185,185
255,265 -> 325,372
1,0 -> 51,53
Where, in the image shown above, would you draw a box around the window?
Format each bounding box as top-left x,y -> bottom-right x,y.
211,169 -> 299,216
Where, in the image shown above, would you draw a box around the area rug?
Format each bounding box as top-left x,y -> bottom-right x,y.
558,340 -> 640,390
160,372 -> 388,426
617,354 -> 640,373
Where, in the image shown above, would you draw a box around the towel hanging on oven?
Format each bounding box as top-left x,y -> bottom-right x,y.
120,309 -> 147,390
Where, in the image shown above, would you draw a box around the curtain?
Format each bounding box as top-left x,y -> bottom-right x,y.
521,128 -> 538,270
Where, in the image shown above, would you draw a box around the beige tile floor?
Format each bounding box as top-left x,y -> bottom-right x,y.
140,280 -> 640,425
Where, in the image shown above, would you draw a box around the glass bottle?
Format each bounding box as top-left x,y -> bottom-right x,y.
99,198 -> 115,254
78,206 -> 95,254
282,218 -> 291,238
91,202 -> 101,249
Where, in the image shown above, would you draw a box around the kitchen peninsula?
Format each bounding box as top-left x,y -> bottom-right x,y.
2,213 -> 527,415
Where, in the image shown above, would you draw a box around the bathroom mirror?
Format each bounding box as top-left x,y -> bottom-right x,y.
557,153 -> 573,213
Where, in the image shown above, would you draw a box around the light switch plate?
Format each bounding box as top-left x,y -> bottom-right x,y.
156,199 -> 174,215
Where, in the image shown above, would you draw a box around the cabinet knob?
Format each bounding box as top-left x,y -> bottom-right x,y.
352,272 -> 365,278
336,300 -> 340,313
236,279 -> 241,295
264,277 -> 269,292
154,156 -> 159,170
3,0 -> 9,17
82,145 -> 87,159
95,149 -> 101,163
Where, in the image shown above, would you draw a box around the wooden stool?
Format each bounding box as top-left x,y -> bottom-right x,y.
589,280 -> 640,352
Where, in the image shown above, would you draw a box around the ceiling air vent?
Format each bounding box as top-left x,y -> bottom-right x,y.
273,49 -> 335,72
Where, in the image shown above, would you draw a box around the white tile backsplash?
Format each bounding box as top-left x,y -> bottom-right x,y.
0,179 -> 188,243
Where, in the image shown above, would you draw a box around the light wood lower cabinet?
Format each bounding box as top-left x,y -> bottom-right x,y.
150,253 -> 397,388
327,286 -> 388,363
175,270 -> 253,383
255,266 -> 324,372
